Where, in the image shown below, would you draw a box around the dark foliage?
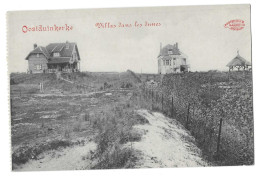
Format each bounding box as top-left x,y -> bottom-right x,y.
142,71 -> 253,166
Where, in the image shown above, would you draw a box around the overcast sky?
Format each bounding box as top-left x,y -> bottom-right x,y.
7,5 -> 251,73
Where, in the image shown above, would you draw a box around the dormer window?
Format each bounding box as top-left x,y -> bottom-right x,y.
168,49 -> 173,54
53,52 -> 60,57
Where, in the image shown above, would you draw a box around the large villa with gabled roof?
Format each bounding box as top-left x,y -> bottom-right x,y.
25,41 -> 80,73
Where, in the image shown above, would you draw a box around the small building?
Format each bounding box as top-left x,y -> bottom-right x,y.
226,51 -> 251,71
25,41 -> 80,73
158,42 -> 189,74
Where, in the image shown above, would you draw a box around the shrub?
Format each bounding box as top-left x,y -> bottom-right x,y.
12,140 -> 72,167
142,72 -> 253,166
10,78 -> 16,85
90,101 -> 148,169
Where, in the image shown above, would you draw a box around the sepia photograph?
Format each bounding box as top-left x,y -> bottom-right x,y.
7,4 -> 253,171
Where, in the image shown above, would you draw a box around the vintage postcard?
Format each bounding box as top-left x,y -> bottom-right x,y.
7,4 -> 253,171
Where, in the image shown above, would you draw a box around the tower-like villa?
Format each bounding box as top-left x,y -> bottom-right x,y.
158,42 -> 189,74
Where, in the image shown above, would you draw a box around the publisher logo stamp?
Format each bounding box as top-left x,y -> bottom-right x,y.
224,19 -> 245,31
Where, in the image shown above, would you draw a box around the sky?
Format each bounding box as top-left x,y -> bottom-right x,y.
7,5 -> 251,73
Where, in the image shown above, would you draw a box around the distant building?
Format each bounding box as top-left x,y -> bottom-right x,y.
158,43 -> 189,74
25,41 -> 80,73
226,51 -> 251,71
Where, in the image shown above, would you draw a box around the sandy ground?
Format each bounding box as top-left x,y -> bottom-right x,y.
132,109 -> 208,168
15,142 -> 96,171
15,109 -> 208,171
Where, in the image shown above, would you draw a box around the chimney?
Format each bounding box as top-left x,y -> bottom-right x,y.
176,42 -> 178,49
66,41 -> 69,49
34,43 -> 37,49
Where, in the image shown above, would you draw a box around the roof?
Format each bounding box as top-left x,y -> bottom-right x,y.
25,41 -> 80,62
226,53 -> 251,67
158,43 -> 181,57
25,46 -> 50,59
46,43 -> 76,57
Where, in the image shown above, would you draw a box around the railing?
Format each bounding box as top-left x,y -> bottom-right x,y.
45,68 -> 80,73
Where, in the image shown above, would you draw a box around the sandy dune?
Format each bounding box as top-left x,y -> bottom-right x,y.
132,109 -> 208,168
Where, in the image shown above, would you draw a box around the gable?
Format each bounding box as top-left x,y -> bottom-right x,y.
27,53 -> 46,59
25,46 -> 50,60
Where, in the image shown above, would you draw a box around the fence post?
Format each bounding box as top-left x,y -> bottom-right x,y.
161,94 -> 163,112
39,82 -> 44,93
151,89 -> 154,110
216,117 -> 223,156
171,97 -> 174,118
142,87 -> 144,99
186,103 -> 190,128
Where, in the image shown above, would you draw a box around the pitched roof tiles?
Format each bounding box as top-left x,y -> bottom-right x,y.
25,42 -> 80,62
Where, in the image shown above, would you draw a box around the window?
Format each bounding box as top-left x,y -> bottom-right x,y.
37,53 -> 39,57
169,60 -> 171,66
173,58 -> 176,60
168,50 -> 173,54
163,60 -> 165,65
53,52 -> 60,57
166,60 -> 169,65
183,58 -> 186,64
35,64 -> 42,70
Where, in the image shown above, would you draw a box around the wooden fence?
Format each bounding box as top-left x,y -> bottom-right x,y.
141,85 -> 223,159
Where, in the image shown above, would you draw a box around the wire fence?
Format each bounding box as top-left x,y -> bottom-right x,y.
138,72 -> 254,166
